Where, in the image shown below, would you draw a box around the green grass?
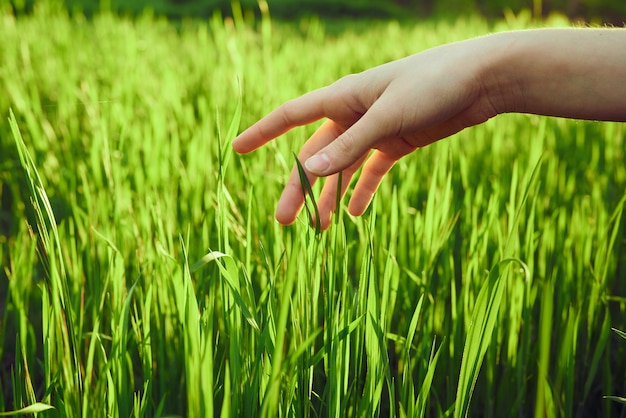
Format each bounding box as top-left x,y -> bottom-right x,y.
1,2 -> 625,417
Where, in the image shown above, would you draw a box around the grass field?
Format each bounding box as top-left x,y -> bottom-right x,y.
1,2 -> 625,417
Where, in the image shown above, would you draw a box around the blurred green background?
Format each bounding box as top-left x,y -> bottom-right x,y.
2,0 -> 625,22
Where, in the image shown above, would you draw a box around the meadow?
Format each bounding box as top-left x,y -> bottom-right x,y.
0,2 -> 625,417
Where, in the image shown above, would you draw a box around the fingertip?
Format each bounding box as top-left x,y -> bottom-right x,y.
275,187 -> 305,226
275,202 -> 299,226
314,211 -> 333,231
275,209 -> 332,230
347,197 -> 371,217
231,123 -> 271,154
275,212 -> 297,226
231,138 -> 245,153
231,130 -> 251,153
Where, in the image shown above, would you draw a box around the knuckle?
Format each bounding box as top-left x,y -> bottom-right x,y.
334,73 -> 358,87
335,130 -> 357,157
278,102 -> 296,126
331,73 -> 359,97
369,161 -> 390,179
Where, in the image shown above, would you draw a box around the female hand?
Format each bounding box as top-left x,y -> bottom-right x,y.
232,28 -> 626,230
233,36 -> 502,229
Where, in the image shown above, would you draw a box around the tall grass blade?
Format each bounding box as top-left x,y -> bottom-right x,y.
416,338 -> 444,418
454,259 -> 529,418
9,109 -> 82,410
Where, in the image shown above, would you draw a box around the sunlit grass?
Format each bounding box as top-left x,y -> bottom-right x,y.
1,2 -> 625,417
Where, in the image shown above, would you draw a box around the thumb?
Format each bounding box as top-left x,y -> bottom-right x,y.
304,103 -> 391,176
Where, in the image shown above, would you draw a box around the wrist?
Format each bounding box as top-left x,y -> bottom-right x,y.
476,31 -> 529,116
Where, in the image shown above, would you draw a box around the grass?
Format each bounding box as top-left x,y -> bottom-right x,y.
0,2 -> 625,417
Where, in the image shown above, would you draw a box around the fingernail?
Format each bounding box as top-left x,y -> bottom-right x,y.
305,154 -> 330,174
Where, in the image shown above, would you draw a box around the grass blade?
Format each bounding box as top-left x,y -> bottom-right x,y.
0,402 -> 54,416
455,259 -> 529,418
294,153 -> 321,234
612,328 -> 626,340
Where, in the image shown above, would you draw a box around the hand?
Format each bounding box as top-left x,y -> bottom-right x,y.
233,36 -> 501,229
232,28 -> 626,230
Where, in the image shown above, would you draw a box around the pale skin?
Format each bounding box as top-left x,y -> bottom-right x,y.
232,28 -> 626,230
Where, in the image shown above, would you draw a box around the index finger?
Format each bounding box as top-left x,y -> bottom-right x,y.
232,87 -> 329,154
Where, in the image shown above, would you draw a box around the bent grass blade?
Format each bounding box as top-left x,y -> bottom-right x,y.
294,153 -> 321,234
0,402 -> 55,416
191,250 -> 260,332
612,328 -> 626,340
604,396 -> 626,404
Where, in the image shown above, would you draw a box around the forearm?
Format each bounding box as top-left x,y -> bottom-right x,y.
483,28 -> 626,122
